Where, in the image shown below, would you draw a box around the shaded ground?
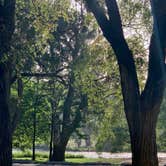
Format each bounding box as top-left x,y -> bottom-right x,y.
13,163 -> 112,166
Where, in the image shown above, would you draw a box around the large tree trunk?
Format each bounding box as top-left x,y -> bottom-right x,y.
0,66 -> 12,166
49,74 -> 74,162
129,110 -> 159,166
50,122 -> 69,162
0,1 -> 15,166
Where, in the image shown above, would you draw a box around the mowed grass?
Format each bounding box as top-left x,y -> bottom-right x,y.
66,158 -> 124,164
13,151 -> 125,164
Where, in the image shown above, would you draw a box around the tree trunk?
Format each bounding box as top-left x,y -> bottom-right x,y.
49,111 -> 54,161
0,109 -> 12,166
32,106 -> 36,161
50,125 -> 69,161
51,144 -> 66,161
0,66 -> 12,166
0,2 -> 15,166
127,106 -> 160,166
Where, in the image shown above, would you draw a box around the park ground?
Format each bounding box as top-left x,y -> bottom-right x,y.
13,151 -> 166,166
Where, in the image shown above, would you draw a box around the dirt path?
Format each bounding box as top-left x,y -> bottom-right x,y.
67,151 -> 132,159
67,151 -> 166,159
67,152 -> 166,165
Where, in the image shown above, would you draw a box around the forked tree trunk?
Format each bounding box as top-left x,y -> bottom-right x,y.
0,66 -> 12,166
84,1 -> 166,166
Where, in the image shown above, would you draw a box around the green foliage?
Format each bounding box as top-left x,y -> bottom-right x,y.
119,0 -> 152,33
13,80 -> 51,150
12,0 -> 71,73
12,0 -> 166,155
157,92 -> 166,151
95,99 -> 130,152
13,0 -> 96,152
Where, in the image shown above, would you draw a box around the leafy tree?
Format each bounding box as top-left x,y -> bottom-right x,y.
45,11 -> 90,161
11,0 -> 67,160
13,0 -> 90,161
14,1 -> 115,161
77,27 -> 147,153
84,0 -> 166,165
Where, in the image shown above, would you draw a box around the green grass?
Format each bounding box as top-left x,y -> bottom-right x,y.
13,151 -> 125,165
66,158 -> 124,164
13,151 -> 84,159
13,151 -> 48,160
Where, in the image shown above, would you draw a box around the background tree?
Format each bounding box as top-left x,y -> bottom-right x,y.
13,0 -> 118,161
41,10 -> 90,161
12,0 -> 90,161
12,0 -> 66,160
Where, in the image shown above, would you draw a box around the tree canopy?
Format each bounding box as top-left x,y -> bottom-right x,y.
0,0 -> 166,166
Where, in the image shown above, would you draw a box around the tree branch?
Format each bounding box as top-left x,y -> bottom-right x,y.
85,0 -> 140,115
21,72 -> 60,77
4,0 -> 15,35
21,72 -> 67,86
141,34 -> 165,108
105,0 -> 123,35
85,0 -> 139,80
141,0 -> 166,108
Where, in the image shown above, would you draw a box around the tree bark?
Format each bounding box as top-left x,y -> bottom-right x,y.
51,144 -> 66,161
0,1 -> 15,166
129,110 -> 159,166
49,111 -> 53,161
32,109 -> 36,161
50,73 -> 74,162
50,117 -> 69,162
0,65 -> 12,166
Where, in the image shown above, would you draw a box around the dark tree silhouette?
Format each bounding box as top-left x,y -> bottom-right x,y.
0,0 -> 16,166
85,0 -> 166,165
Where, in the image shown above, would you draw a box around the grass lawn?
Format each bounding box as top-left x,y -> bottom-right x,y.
13,151 -> 125,165
66,158 -> 124,164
